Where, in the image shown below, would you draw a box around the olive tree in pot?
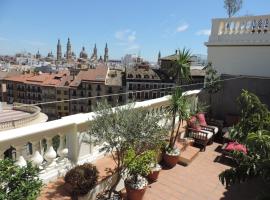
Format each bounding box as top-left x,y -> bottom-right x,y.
124,149 -> 155,200
164,88 -> 191,168
87,102 -> 167,198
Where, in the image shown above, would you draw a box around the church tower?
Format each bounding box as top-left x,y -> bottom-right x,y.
57,39 -> 62,61
66,38 -> 72,61
91,43 -> 98,61
158,51 -> 161,66
104,43 -> 109,62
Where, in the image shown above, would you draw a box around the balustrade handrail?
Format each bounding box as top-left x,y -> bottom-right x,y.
207,14 -> 270,45
0,89 -> 201,147
0,104 -> 41,131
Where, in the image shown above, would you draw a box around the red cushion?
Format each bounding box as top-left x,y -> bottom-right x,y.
188,116 -> 201,131
225,142 -> 247,154
196,113 -> 207,126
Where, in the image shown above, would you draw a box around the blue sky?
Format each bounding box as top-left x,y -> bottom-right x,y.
0,0 -> 269,61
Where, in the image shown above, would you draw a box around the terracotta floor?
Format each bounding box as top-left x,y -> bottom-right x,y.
38,142 -> 269,200
142,143 -> 268,200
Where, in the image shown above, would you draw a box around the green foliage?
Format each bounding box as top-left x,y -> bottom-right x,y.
219,91 -> 270,194
64,163 -> 99,196
167,88 -> 191,149
0,159 -> 42,200
195,101 -> 209,114
124,149 -> 155,178
224,0 -> 243,17
171,48 -> 192,85
87,101 -> 167,195
231,90 -> 270,142
204,62 -> 221,94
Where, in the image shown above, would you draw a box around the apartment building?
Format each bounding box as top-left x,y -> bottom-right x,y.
69,63 -> 125,114
126,62 -> 175,102
4,71 -> 71,119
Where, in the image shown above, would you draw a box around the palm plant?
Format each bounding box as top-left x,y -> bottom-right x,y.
167,88 -> 190,150
172,48 -> 192,85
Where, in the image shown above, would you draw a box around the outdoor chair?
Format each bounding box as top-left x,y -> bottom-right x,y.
187,126 -> 214,151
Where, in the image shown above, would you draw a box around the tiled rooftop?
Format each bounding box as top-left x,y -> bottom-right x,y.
38,142 -> 268,200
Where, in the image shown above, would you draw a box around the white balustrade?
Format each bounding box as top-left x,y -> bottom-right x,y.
57,134 -> 68,163
0,90 -> 201,182
207,15 -> 270,46
43,137 -> 57,170
14,145 -> 27,167
30,141 -> 43,168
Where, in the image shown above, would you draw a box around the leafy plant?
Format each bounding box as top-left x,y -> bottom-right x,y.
204,62 -> 221,117
124,149 -> 155,179
230,90 -> 270,143
87,101 -> 167,197
219,91 -> 270,199
0,159 -> 42,200
64,163 -> 99,196
170,48 -> 192,85
167,88 -> 191,150
124,149 -> 155,190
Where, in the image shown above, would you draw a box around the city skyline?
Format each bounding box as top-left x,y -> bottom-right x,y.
0,0 -> 269,61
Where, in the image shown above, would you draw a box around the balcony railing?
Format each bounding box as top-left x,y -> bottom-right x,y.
207,14 -> 270,45
0,89 -> 201,183
0,105 -> 43,131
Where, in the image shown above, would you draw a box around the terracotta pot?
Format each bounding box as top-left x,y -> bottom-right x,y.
147,170 -> 160,182
163,153 -> 179,168
125,185 -> 146,200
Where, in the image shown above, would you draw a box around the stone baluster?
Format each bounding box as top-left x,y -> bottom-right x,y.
57,134 -> 69,163
30,140 -> 43,168
67,125 -> 79,164
14,145 -> 27,167
235,20 -> 241,34
43,137 -> 57,170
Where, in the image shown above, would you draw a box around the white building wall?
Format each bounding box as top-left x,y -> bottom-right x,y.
206,15 -> 270,77
207,46 -> 270,77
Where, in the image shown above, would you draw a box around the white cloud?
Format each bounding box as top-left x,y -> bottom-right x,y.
21,40 -> 46,46
115,29 -> 140,51
0,36 -> 8,41
196,29 -> 211,36
126,44 -> 140,51
176,24 -> 189,32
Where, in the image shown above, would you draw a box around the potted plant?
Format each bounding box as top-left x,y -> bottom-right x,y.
87,102 -> 167,198
147,150 -> 162,182
164,88 -> 191,168
124,149 -> 155,200
64,163 -> 99,197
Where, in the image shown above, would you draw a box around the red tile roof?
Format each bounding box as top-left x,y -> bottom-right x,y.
69,63 -> 108,87
5,70 -> 71,87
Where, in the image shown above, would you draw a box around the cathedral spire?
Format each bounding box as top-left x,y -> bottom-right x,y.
66,38 -> 72,62
158,51 -> 161,65
57,39 -> 62,61
104,43 -> 109,62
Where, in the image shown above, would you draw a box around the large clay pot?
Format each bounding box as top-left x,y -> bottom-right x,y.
125,185 -> 146,200
163,153 -> 179,168
147,170 -> 160,182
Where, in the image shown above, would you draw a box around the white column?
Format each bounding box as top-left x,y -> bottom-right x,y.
14,145 -> 27,167
67,124 -> 79,164
57,134 -> 68,162
30,140 -> 43,168
44,137 -> 57,169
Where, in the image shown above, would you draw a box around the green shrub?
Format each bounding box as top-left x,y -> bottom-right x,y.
0,159 -> 42,200
64,163 -> 99,196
